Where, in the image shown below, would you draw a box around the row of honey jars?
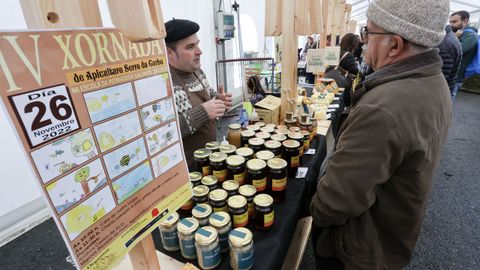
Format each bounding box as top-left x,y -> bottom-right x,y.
246,158 -> 288,203
194,144 -> 239,177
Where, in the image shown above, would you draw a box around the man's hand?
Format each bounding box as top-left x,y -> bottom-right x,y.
202,99 -> 226,119
216,85 -> 233,111
455,30 -> 463,38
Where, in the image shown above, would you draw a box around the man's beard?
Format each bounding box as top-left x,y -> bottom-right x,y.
451,26 -> 461,33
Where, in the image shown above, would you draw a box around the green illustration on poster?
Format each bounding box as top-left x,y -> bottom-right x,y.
102,137 -> 148,179
93,111 -> 142,152
140,98 -> 175,131
146,121 -> 179,155
113,161 -> 154,204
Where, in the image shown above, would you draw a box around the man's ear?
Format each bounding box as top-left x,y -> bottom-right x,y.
166,47 -> 177,61
388,35 -> 406,58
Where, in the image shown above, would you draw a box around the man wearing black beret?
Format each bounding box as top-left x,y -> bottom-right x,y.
165,18 -> 232,169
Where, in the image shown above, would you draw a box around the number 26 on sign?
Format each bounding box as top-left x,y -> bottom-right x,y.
9,85 -> 80,148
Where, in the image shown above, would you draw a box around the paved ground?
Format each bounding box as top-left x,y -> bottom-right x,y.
0,91 -> 478,270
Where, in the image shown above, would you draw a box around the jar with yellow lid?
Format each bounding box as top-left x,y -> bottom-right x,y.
192,204 -> 213,227
288,131 -> 305,157
226,155 -> 246,185
260,126 -> 275,135
238,185 -> 256,219
201,175 -> 219,191
240,130 -> 255,147
209,189 -> 228,212
209,152 -> 228,182
289,126 -> 301,133
255,131 -> 271,141
159,212 -> 180,251
265,123 -> 277,130
209,211 -> 232,253
195,226 -> 221,269
235,147 -> 254,162
267,158 -> 288,202
220,144 -> 237,156
245,124 -> 260,132
193,185 -> 210,205
264,140 -> 282,158
205,141 -> 221,152
222,180 -> 240,197
254,121 -> 266,128
274,128 -> 289,136
253,194 -> 274,231
248,138 -> 265,153
227,195 -> 249,228
282,140 -> 301,177
189,171 -> 203,186
180,182 -> 195,213
255,150 -> 275,163
300,130 -> 311,152
227,123 -> 242,148
194,148 -> 212,176
246,159 -> 267,193
271,134 -> 287,144
177,217 -> 199,259
229,227 -> 254,270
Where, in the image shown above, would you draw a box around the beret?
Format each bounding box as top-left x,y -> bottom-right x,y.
165,18 -> 200,43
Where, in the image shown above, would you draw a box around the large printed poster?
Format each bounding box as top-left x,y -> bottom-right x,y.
0,29 -> 192,270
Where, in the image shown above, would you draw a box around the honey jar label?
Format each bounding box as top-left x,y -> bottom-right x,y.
247,203 -> 254,217
200,245 -> 221,268
213,169 -> 228,182
213,206 -> 228,213
264,210 -> 274,227
233,212 -> 248,227
236,245 -> 254,270
299,147 -> 304,156
291,156 -> 299,167
202,166 -> 212,176
234,171 -> 246,185
272,177 -> 287,191
304,140 -> 310,151
252,178 -> 267,192
181,199 -> 194,210
160,231 -> 180,250
180,238 -> 196,258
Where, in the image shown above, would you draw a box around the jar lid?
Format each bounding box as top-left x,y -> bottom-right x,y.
288,131 -> 303,140
241,130 -> 255,137
192,203 -> 213,219
283,118 -> 296,124
271,134 -> 287,142
255,122 -> 266,128
219,144 -> 237,154
209,152 -> 228,163
209,188 -> 228,201
159,212 -> 179,227
282,139 -> 301,149
189,172 -> 203,182
195,226 -> 218,245
276,124 -> 287,130
300,114 -> 308,123
289,127 -> 301,133
177,217 -> 199,234
201,175 -> 218,186
193,185 -> 210,197
194,148 -> 212,159
275,129 -> 288,136
209,211 -> 231,228
267,158 -> 288,170
222,180 -> 240,191
246,158 -> 267,171
246,125 -> 260,132
228,195 -> 247,208
205,141 -> 220,150
255,150 -> 274,161
248,137 -> 265,146
228,123 -> 241,130
264,140 -> 281,149
236,147 -> 254,157
255,132 -> 271,140
229,227 -> 253,247
254,193 -> 273,207
226,155 -> 245,166
238,185 -> 256,197
265,123 -> 277,129
300,130 -> 311,138
260,127 -> 275,134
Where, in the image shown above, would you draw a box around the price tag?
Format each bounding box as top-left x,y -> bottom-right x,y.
327,109 -> 336,113
296,167 -> 308,178
333,97 -> 340,101
305,149 -> 316,155
9,85 -> 80,148
328,104 -> 340,109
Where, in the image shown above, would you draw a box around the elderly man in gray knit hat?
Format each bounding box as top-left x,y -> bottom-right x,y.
310,0 -> 452,269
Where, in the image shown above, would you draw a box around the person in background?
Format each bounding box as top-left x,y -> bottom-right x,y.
302,36 -> 317,84
449,10 -> 479,99
338,33 -> 360,106
165,18 -> 232,169
437,25 -> 462,100
353,34 -> 364,62
310,0 -> 452,269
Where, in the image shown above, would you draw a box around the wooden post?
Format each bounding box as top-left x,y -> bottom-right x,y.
19,1 -> 162,269
265,0 -> 283,36
280,0 -> 298,117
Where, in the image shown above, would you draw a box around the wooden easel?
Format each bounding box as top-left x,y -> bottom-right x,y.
18,1 -> 175,269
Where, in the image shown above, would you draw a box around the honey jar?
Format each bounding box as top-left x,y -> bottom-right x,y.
253,194 -> 274,231
267,158 -> 288,202
264,140 -> 282,158
158,212 -> 180,251
205,141 -> 221,152
238,185 -> 256,219
287,131 -> 304,157
192,204 -> 213,227
240,130 -> 255,147
246,159 -> 267,193
220,144 -> 237,156
195,226 -> 221,269
245,125 -> 260,132
227,123 -> 242,148
235,147 -> 254,162
248,138 -> 265,153
300,130 -> 311,152
222,180 -> 240,197
189,171 -> 203,187
194,148 -> 212,176
282,140 -> 300,177
177,217 -> 199,259
192,185 -> 210,205
227,195 -> 249,228
209,152 -> 228,182
255,131 -> 271,141
209,211 -> 232,253
255,150 -> 275,163
226,155 -> 246,185
201,175 -> 219,191
209,189 -> 228,212
229,227 -> 254,270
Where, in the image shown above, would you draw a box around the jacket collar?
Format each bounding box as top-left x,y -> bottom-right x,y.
351,49 -> 442,106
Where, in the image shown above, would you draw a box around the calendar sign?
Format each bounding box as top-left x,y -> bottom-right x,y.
9,85 -> 79,147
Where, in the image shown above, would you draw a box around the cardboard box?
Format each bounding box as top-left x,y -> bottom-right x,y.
254,95 -> 281,124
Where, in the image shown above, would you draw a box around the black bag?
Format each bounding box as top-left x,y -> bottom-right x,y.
323,52 -> 355,89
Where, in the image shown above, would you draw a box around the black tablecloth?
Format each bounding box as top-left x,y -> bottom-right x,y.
152,135 -> 328,270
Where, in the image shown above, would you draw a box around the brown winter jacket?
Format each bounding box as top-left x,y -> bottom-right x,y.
310,49 -> 452,269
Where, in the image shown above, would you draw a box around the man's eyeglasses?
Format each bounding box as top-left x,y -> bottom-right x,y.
360,26 -> 395,40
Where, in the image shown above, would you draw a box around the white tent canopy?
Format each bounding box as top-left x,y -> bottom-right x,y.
349,0 -> 480,25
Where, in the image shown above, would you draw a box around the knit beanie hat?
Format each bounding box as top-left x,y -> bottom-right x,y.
366,0 -> 449,47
